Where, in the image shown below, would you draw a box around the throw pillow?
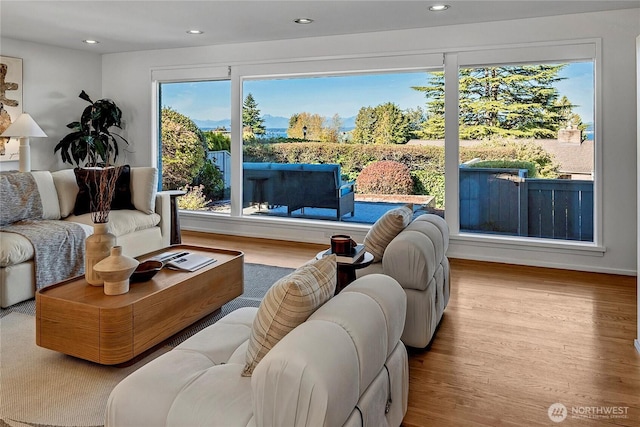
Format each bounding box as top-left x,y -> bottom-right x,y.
364,203 -> 414,262
242,254 -> 337,376
73,165 -> 135,216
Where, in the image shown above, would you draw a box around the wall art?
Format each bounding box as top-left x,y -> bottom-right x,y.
0,56 -> 23,162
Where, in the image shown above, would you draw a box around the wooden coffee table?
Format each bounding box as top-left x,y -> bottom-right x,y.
35,245 -> 243,365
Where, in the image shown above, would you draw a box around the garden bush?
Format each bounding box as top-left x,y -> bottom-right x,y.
356,160 -> 413,195
177,184 -> 210,211
412,170 -> 445,208
465,159 -> 538,178
192,159 -> 225,201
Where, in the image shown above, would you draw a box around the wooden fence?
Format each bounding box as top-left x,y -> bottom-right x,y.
207,150 -> 231,188
459,167 -> 593,241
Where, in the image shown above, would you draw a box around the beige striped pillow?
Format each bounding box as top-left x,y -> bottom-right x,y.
364,203 -> 414,262
242,254 -> 337,376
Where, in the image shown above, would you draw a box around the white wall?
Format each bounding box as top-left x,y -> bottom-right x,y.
102,9 -> 639,275
0,39 -> 102,172
636,34 -> 640,354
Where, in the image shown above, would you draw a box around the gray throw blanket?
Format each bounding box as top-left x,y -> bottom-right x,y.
0,171 -> 44,226
0,172 -> 86,288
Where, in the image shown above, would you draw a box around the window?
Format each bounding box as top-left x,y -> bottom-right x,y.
443,42 -> 599,244
158,79 -> 231,213
239,70 -> 443,224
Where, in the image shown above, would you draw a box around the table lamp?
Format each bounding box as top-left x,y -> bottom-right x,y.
1,113 -> 47,172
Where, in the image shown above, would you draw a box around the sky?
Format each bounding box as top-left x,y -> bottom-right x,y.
161,61 -> 594,126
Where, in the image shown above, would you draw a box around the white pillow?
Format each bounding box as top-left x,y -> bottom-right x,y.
30,171 -> 61,220
130,167 -> 158,214
51,169 -> 79,218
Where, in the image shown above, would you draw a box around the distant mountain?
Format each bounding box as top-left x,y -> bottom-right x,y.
262,114 -> 289,128
193,118 -> 230,129
194,114 -> 357,130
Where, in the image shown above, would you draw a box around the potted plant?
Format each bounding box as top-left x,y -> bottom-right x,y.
54,90 -> 129,166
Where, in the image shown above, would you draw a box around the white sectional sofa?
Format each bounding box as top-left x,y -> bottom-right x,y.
359,213 -> 450,348
0,167 -> 171,308
106,274 -> 409,427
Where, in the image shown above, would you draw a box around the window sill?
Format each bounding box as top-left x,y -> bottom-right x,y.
450,232 -> 605,256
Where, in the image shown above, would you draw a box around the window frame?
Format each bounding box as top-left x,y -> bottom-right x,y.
151,39 -> 604,255
444,39 -> 603,251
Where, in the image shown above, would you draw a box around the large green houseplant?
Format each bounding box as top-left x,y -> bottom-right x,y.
55,90 -> 129,166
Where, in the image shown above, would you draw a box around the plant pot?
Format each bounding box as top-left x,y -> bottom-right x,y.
94,246 -> 139,296
85,222 -> 116,286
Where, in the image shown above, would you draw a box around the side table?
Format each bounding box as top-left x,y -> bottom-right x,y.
316,250 -> 374,294
165,190 -> 186,244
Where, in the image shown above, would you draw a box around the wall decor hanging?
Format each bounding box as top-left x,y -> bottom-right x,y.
0,56 -> 23,162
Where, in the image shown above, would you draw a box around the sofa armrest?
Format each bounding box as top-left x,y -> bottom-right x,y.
155,191 -> 172,248
381,214 -> 448,292
337,181 -> 355,197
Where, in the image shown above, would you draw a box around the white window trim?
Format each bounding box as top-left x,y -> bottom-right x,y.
152,40 -> 604,257
445,38 -> 602,250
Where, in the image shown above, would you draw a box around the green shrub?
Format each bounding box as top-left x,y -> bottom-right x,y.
204,131 -> 231,152
177,184 -> 210,211
474,138 -> 559,178
161,108 -> 206,190
412,170 -> 445,208
466,160 -> 538,178
192,160 -> 225,201
356,160 -> 413,195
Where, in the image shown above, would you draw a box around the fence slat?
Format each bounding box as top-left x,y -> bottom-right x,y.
460,168 -> 593,241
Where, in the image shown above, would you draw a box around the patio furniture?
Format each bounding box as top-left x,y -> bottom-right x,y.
243,162 -> 355,219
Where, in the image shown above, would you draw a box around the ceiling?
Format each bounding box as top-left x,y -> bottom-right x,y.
1,1 -> 639,54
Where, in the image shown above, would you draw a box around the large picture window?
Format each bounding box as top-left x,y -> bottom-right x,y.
239,71 -> 442,224
154,42 -> 600,248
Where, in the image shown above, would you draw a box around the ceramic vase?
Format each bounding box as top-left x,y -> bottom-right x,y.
93,246 -> 139,296
85,222 -> 116,286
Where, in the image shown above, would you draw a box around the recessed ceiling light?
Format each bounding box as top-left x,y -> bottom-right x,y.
294,18 -> 314,24
83,39 -> 99,44
429,4 -> 450,11
186,30 -> 204,35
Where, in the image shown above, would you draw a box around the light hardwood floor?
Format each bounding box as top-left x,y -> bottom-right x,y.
183,231 -> 640,426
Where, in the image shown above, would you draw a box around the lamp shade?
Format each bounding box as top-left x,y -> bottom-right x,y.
0,113 -> 47,137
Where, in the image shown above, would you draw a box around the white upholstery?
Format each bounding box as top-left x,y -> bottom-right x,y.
51,169 -> 78,218
130,167 -> 158,214
0,168 -> 171,308
105,274 -> 408,427
30,171 -> 61,220
358,213 -> 450,348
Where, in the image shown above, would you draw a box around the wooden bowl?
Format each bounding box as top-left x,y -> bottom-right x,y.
130,260 -> 163,282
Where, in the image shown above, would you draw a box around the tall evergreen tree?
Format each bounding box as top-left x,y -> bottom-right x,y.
242,93 -> 266,136
414,65 -> 568,139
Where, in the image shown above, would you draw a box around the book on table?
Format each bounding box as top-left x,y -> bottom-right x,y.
151,251 -> 217,272
323,243 -> 366,264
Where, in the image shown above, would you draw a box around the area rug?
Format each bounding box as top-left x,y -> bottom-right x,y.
0,263 -> 294,427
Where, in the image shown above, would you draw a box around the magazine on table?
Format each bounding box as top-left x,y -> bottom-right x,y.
323,243 -> 366,264
151,251 -> 217,272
